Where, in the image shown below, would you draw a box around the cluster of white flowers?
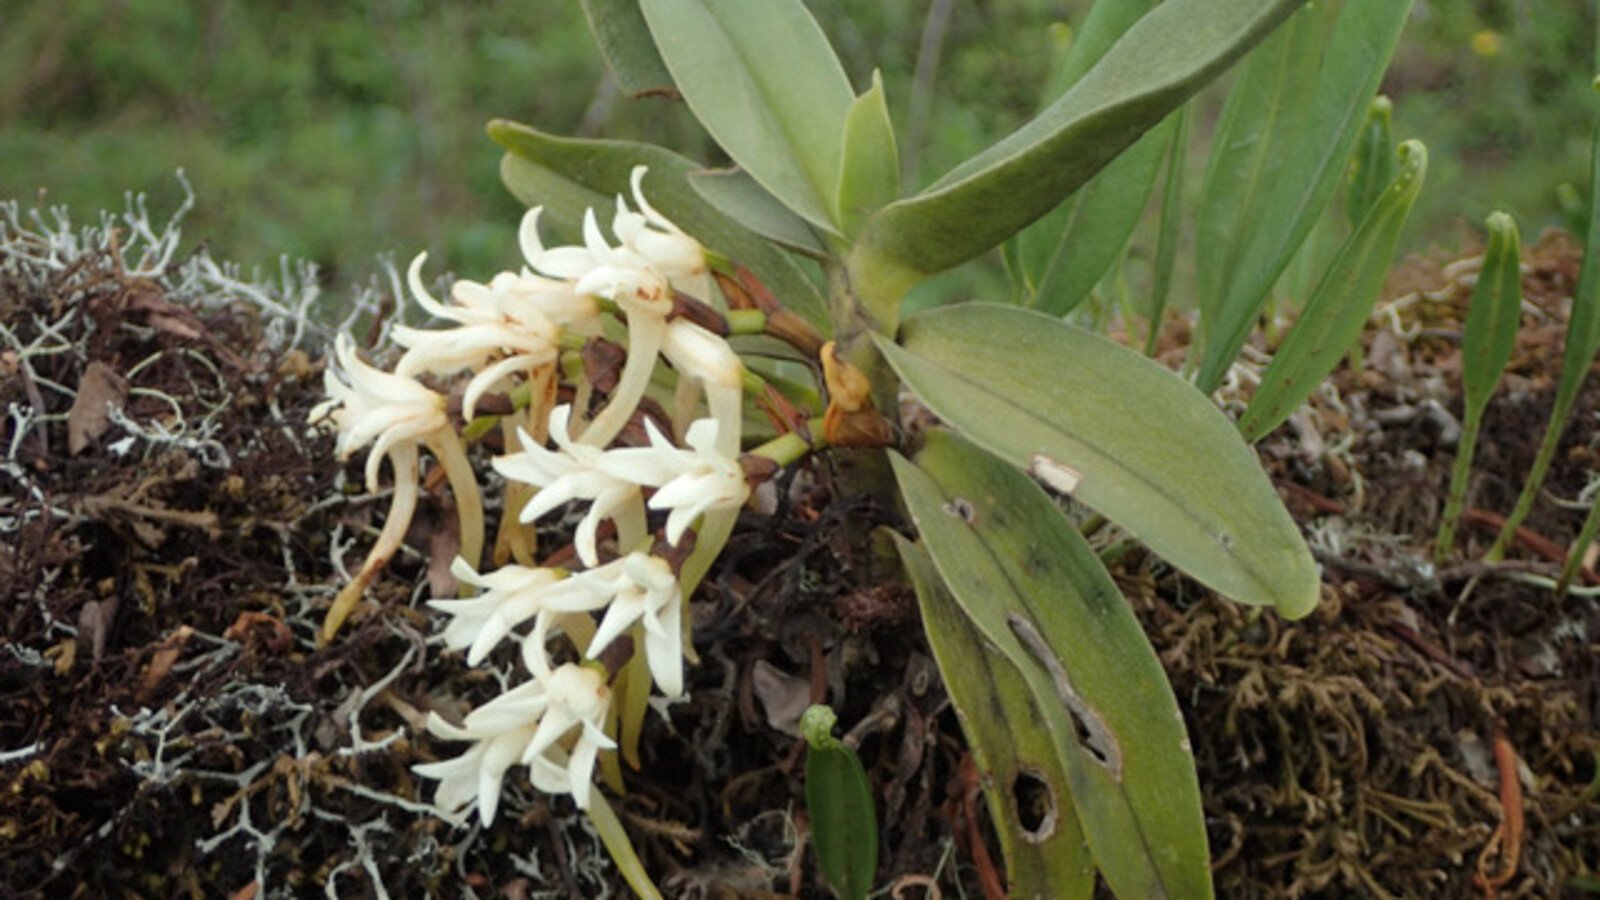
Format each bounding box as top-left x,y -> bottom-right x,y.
311,167 -> 751,824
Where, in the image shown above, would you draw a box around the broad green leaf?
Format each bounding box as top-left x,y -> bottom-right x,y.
894,534 -> 1095,899
874,304 -> 1318,617
855,0 -> 1307,279
1194,0 -> 1415,392
688,169 -> 829,258
1437,211 -> 1521,560
835,70 -> 901,238
490,119 -> 829,330
1346,96 -> 1397,226
1032,116 -> 1175,316
891,431 -> 1209,899
1145,104 -> 1191,354
801,705 -> 878,900
1193,2 -> 1334,332
580,0 -> 674,98
639,0 -> 852,233
1239,140 -> 1427,441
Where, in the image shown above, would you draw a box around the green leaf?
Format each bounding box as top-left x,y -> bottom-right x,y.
854,0 -> 1307,279
589,793 -> 664,899
874,304 -> 1318,618
1192,2 -> 1334,335
1040,0 -> 1158,101
489,119 -> 829,331
1492,78 -> 1600,558
1459,211 -> 1524,425
1145,104 -> 1191,354
688,168 -> 829,258
1346,96 -> 1397,226
801,705 -> 878,900
1437,211 -> 1522,560
639,0 -> 853,233
1194,0 -> 1415,393
1239,140 -> 1427,441
1032,115 -> 1175,316
894,534 -> 1095,899
891,431 -> 1210,899
835,70 -> 901,238
579,0 -> 675,98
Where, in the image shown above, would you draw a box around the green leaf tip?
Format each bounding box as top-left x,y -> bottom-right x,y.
801,704 -> 840,748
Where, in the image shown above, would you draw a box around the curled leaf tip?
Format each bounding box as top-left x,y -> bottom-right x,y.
801,704 -> 840,748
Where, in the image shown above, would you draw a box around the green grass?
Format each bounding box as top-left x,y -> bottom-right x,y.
1,1 -> 1592,297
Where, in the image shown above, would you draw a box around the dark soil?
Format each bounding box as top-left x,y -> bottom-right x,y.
1,210 -> 1596,899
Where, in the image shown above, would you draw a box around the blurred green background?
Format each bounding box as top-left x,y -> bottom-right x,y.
1,0 -> 1593,291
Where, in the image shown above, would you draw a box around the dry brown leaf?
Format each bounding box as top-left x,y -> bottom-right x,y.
751,660 -> 811,736
67,360 -> 128,455
76,596 -> 119,662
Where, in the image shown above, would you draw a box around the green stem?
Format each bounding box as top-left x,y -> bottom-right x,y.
1557,477 -> 1600,596
1487,383 -> 1582,561
727,308 -> 766,335
1434,405 -> 1483,563
750,431 -> 817,468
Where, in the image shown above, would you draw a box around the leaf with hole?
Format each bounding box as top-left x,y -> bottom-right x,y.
875,303 -> 1318,618
891,430 -> 1209,898
895,534 -> 1094,899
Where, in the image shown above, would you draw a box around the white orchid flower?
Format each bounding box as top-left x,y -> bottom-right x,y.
492,404 -> 647,566
516,168 -> 713,450
413,663 -> 614,820
661,318 -> 745,457
612,165 -> 711,300
529,552 -> 686,697
428,557 -> 584,666
394,254 -> 563,421
312,332 -> 450,492
602,417 -> 749,547
309,334 -> 483,644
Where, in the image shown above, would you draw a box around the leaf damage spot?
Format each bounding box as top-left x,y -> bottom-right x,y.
1011,766 -> 1058,843
1028,453 -> 1082,495
942,497 -> 976,524
1008,614 -> 1123,780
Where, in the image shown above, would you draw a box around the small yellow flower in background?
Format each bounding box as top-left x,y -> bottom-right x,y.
1471,29 -> 1501,58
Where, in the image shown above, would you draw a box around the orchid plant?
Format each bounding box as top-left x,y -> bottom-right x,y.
313,1 -> 1421,896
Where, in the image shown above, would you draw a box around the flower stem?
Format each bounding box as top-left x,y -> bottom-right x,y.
321,446 -> 420,646
428,430 -> 484,575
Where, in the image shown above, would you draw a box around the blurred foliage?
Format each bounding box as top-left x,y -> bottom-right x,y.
0,0 -> 1592,294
